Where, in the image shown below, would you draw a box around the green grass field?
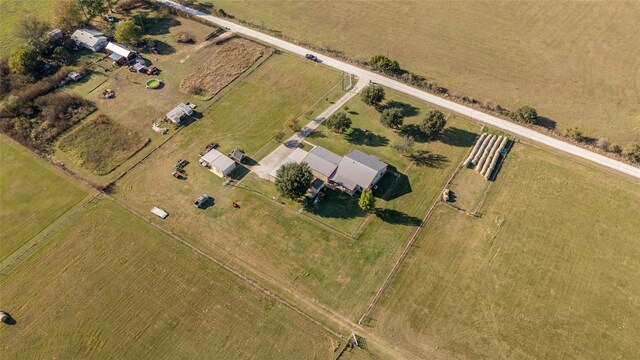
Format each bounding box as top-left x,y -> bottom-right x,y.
112,85 -> 477,319
0,199 -> 338,358
368,143 -> 640,359
0,0 -> 54,56
0,136 -> 87,261
212,0 -> 640,145
58,115 -> 148,175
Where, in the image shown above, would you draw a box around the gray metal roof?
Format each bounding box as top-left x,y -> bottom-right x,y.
302,146 -> 341,178
330,150 -> 387,191
71,29 -> 107,48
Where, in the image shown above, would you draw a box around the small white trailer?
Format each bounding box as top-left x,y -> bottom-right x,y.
151,207 -> 168,219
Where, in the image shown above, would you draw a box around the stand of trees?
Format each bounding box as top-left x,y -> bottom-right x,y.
420,110 -> 447,139
380,107 -> 404,129
275,162 -> 313,200
360,84 -> 385,107
325,112 -> 352,133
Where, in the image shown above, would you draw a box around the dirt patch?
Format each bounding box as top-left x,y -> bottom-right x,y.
180,38 -> 266,98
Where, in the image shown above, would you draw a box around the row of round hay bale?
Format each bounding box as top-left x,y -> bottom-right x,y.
463,133 -> 488,167
471,134 -> 495,166
480,136 -> 504,175
484,137 -> 510,179
474,135 -> 498,172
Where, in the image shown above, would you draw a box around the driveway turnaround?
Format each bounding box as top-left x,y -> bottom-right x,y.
156,0 -> 640,180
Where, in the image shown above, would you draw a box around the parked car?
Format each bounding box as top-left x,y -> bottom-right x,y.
194,194 -> 210,208
304,54 -> 318,61
106,14 -> 116,22
147,66 -> 159,75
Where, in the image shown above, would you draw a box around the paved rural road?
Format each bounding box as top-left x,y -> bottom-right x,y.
252,78 -> 366,180
157,0 -> 640,180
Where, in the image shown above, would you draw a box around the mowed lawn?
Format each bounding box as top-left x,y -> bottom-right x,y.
0,136 -> 87,261
212,0 -> 640,145
0,199 -> 337,359
113,86 -> 477,318
368,144 -> 640,359
0,0 -> 54,56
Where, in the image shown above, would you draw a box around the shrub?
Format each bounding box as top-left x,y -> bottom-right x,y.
565,127 -> 583,141
359,188 -> 376,212
510,105 -> 538,124
392,135 -> 415,155
596,138 -> 611,152
272,129 -> 285,142
9,45 -> 41,74
175,31 -> 196,44
380,107 -> 404,128
368,55 -> 400,74
624,143 -> 640,163
325,112 -> 352,133
610,144 -> 623,154
286,117 -> 301,132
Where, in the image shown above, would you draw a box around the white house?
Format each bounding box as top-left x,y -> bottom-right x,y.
71,29 -> 108,51
166,103 -> 194,124
199,149 -> 237,178
330,150 -> 387,195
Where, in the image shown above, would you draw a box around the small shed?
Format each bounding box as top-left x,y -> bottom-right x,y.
199,149 -> 237,178
132,63 -> 146,72
108,52 -> 126,64
309,178 -> 325,197
151,207 -> 168,219
229,149 -> 245,163
48,29 -> 63,40
166,103 -> 194,124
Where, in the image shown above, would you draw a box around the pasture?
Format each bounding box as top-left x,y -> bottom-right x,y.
0,136 -> 87,261
368,143 -> 640,359
211,0 -> 640,145
0,199 -> 338,359
112,86 -> 476,318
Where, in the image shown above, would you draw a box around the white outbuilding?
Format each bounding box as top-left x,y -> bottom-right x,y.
199,149 -> 237,178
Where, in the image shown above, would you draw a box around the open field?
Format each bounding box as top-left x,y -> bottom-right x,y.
112,84 -> 476,318
368,143 -> 640,359
212,0 -> 640,145
0,136 -> 87,261
58,115 -> 148,175
0,0 -> 54,56
0,199 -> 338,359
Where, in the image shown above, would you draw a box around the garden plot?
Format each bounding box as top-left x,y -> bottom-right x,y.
180,38 -> 267,99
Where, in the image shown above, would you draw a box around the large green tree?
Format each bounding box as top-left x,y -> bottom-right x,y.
380,107 -> 404,129
420,110 -> 447,139
358,188 -> 376,212
275,162 -> 313,200
9,45 -> 41,74
325,112 -> 352,133
360,84 -> 385,107
510,105 -> 538,124
114,20 -> 144,45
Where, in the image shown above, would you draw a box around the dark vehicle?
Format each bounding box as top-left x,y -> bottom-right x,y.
194,194 -> 210,208
305,54 -> 318,61
147,66 -> 159,75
